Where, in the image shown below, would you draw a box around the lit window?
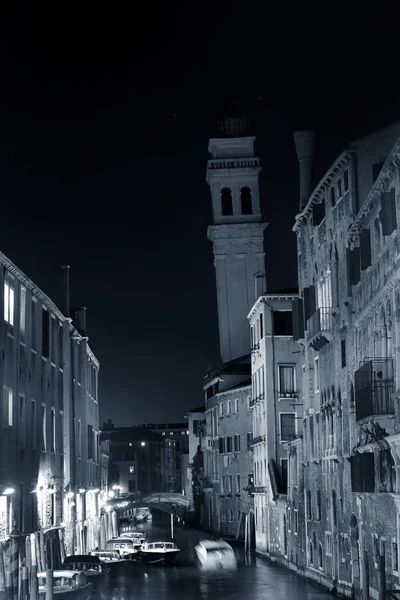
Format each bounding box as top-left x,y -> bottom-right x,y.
3,387 -> 13,427
129,442 -> 133,446
4,282 -> 14,326
20,286 -> 26,339
186,430 -> 189,435
129,466 -> 134,474
169,432 -> 173,435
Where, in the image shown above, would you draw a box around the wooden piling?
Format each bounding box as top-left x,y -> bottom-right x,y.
5,573 -> 12,600
21,566 -> 29,600
0,547 -> 6,600
30,565 -> 38,600
378,554 -> 386,600
45,570 -> 53,600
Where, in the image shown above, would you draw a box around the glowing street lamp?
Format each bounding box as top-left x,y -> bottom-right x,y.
3,488 -> 14,496
141,441 -> 146,447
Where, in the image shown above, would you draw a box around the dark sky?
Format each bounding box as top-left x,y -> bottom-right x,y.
0,4 -> 399,424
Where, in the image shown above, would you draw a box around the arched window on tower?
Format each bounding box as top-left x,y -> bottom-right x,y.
221,188 -> 233,216
240,186 -> 253,215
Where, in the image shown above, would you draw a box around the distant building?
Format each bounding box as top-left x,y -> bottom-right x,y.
247,293 -> 302,555
100,423 -> 177,497
148,423 -> 189,493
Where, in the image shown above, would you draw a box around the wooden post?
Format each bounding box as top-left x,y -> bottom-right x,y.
30,565 -> 38,600
170,513 -> 174,540
362,550 -> 369,600
5,573 -> 12,600
378,554 -> 386,600
45,570 -> 53,600
21,566 -> 29,600
0,548 -> 6,600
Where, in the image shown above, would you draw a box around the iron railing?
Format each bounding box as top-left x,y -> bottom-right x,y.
354,358 -> 394,421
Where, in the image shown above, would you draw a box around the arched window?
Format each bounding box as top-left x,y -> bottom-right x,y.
240,186 -> 253,215
221,188 -> 233,216
309,540 -> 313,564
316,490 -> 321,520
332,490 -> 337,527
318,543 -> 323,568
306,490 -> 312,520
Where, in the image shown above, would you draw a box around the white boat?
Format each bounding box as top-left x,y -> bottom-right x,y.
195,539 -> 237,570
37,570 -> 92,599
106,537 -> 140,560
140,541 -> 180,564
120,531 -> 146,548
62,555 -> 105,587
90,550 -> 123,565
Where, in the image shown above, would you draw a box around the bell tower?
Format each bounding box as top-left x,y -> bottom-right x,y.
207,92 -> 267,364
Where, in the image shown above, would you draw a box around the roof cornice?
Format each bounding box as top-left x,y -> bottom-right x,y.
348,137 -> 400,244
292,150 -> 354,233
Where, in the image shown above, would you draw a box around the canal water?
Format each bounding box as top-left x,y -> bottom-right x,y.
92,516 -> 332,600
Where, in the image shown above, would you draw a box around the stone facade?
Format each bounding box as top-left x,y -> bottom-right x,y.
277,122 -> 400,598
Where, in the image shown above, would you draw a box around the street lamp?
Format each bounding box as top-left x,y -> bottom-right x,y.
141,441 -> 146,447
3,489 -> 14,495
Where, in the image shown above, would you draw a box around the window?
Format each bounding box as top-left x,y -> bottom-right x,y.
330,187 -> 335,208
236,474 -> 241,494
319,543 -> 323,567
227,400 -> 231,414
240,187 -> 252,215
51,409 -> 56,453
19,395 -> 25,448
279,365 -> 295,396
87,425 -> 94,459
59,322 -> 64,367
273,310 -> 293,335
306,490 -> 312,520
344,169 -> 349,191
30,400 -> 36,448
234,434 -> 240,452
234,399 -> 239,413
219,402 -> 224,417
314,357 -> 320,392
31,300 -> 37,350
41,405 -> 46,451
280,413 -> 296,441
281,459 -> 288,491
77,419 -> 81,458
42,308 -> 50,358
337,178 -> 342,198
129,465 -> 135,474
247,432 -> 252,450
59,412 -> 64,456
4,282 -> 14,326
3,387 -> 13,427
259,313 -> 264,339
218,437 -> 225,454
392,541 -> 398,572
227,475 -> 232,494
341,339 -> 346,368
226,436 -> 232,453
316,490 -> 321,520
20,286 -> 26,340
325,533 -> 333,556
51,318 -> 57,363
221,188 -> 233,216
294,509 -> 298,534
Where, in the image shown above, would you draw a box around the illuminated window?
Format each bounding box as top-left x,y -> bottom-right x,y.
3,387 -> 13,427
129,465 -> 134,474
20,286 -> 26,340
4,282 -> 14,326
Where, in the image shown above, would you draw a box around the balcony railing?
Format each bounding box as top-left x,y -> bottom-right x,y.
354,358 -> 394,421
307,307 -> 333,351
278,390 -> 299,399
254,486 -> 268,493
251,435 -> 266,445
202,476 -> 213,489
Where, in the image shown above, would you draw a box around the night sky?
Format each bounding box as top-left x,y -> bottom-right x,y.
0,4 -> 398,424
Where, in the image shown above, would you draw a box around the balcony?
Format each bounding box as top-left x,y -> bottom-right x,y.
251,435 -> 266,445
307,307 -> 333,351
202,476 -> 213,490
278,390 -> 299,400
354,358 -> 394,422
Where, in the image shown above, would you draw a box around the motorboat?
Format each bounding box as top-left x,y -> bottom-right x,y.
135,512 -> 145,522
62,555 -> 105,587
37,570 -> 92,599
140,541 -> 180,564
90,550 -> 123,565
120,531 -> 146,548
194,539 -> 237,570
106,537 -> 140,560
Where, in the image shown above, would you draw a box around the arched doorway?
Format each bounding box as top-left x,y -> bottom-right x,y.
350,514 -> 360,590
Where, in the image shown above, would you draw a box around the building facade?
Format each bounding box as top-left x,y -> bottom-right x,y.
0,257 -> 102,566
148,423 -> 189,494
279,122 -> 400,598
248,293 -> 302,555
184,406 -> 205,511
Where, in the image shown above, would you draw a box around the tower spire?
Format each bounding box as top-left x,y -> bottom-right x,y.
216,60 -> 248,138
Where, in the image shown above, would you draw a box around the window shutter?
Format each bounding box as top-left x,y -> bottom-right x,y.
350,454 -> 363,492
361,452 -> 375,492
360,229 -> 372,270
380,189 -> 397,236
312,202 -> 326,226
347,247 -> 361,286
292,298 -> 305,341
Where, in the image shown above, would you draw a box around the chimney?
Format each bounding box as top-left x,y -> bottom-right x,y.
293,130 -> 315,211
61,265 -> 70,317
73,307 -> 87,337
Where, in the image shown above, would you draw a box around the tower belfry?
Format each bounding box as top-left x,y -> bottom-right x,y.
207,89 -> 267,364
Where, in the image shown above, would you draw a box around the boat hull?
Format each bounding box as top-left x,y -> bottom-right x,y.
39,582 -> 92,599
140,550 -> 180,565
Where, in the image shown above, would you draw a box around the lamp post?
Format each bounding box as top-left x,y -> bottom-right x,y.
170,504 -> 176,541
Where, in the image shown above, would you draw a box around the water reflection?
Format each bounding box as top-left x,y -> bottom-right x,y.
92,521 -> 332,600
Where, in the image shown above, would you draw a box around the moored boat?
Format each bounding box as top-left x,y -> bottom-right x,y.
37,570 -> 92,600
140,541 -> 180,565
90,550 -> 123,565
106,537 -> 140,560
62,555 -> 105,587
120,531 -> 146,548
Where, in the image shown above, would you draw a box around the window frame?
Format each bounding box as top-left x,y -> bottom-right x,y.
279,412 -> 296,442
